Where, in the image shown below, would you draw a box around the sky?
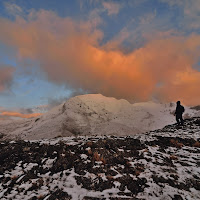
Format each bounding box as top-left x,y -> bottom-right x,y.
0,0 -> 200,119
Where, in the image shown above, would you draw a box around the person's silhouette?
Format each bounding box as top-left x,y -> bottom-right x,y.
175,101 -> 184,126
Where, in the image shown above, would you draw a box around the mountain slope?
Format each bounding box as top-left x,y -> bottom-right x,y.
0,117 -> 200,199
0,94 -> 199,140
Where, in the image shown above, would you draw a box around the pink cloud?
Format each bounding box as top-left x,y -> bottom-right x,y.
0,11 -> 200,105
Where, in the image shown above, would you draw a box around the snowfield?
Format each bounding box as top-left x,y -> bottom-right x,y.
0,117 -> 200,200
0,94 -> 199,140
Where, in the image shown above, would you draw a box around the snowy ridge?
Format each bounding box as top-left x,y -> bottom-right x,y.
0,94 -> 199,140
0,117 -> 200,199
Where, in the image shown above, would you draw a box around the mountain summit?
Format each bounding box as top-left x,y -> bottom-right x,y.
0,94 -> 199,140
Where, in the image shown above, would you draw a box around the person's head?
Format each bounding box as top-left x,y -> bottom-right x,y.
177,101 -> 181,105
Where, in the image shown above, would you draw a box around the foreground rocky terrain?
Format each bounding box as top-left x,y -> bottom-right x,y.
0,118 -> 200,199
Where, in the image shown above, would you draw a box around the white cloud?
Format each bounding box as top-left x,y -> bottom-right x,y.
4,2 -> 23,16
102,1 -> 121,15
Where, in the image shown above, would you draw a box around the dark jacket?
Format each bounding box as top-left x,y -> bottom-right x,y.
175,105 -> 184,115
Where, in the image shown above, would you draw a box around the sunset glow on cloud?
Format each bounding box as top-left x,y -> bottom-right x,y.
0,0 -> 200,117
0,111 -> 41,119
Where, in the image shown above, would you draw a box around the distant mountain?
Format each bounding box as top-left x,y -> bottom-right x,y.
0,94 -> 199,140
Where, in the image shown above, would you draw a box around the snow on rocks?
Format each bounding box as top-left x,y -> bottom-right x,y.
0,117 -> 200,199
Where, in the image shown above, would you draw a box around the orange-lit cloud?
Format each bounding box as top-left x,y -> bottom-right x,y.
0,111 -> 42,119
0,10 -> 200,105
0,66 -> 15,92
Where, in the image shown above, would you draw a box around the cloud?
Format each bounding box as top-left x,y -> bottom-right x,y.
160,0 -> 200,29
79,0 -> 122,16
33,104 -> 49,113
34,89 -> 87,112
0,65 -> 15,92
0,107 -> 42,120
159,0 -> 183,6
139,10 -> 157,25
48,89 -> 87,106
102,1 -> 122,15
19,108 -> 34,114
4,2 -> 23,16
0,111 -> 41,119
183,0 -> 200,29
0,10 -> 200,105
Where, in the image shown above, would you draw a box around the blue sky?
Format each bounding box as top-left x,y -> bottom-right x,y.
0,0 -> 200,118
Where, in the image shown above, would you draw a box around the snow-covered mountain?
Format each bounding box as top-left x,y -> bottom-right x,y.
0,94 -> 199,140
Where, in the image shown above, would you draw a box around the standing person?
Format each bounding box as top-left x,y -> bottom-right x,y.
175,101 -> 184,126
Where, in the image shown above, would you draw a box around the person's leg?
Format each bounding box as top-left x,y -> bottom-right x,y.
180,115 -> 184,125
176,115 -> 180,125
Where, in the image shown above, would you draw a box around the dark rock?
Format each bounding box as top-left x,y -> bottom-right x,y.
48,189 -> 71,200
172,194 -> 183,200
